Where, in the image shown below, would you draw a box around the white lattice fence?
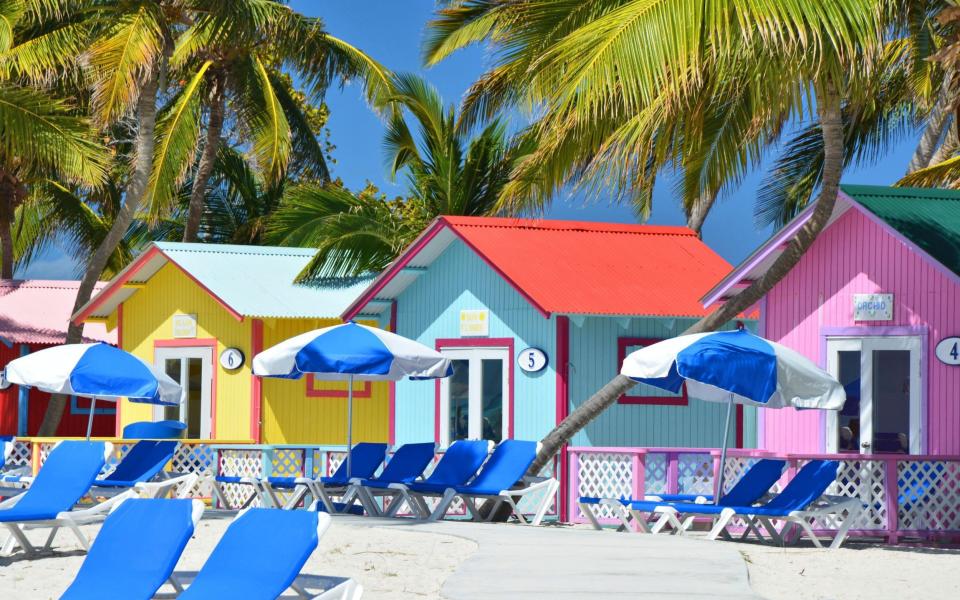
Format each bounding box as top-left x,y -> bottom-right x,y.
897,460 -> 960,532
4,440 -> 31,468
574,451 -> 637,520
679,454 -> 714,495
213,447 -> 259,505
644,454 -> 667,495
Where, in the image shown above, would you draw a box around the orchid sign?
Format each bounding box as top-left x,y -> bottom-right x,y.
853,293 -> 893,321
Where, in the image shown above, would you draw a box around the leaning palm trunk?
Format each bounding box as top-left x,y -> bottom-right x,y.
908,71 -> 954,174
524,79 -> 845,484
36,74 -> 161,436
183,80 -> 226,242
686,189 -> 719,237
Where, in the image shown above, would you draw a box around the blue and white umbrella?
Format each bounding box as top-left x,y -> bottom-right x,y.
253,321 -> 452,475
3,342 -> 181,439
620,329 -> 844,501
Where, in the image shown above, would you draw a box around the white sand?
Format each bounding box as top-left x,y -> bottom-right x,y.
0,515 -> 477,599
741,542 -> 960,600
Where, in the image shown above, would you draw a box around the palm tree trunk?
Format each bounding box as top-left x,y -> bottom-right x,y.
526,78 -> 846,483
183,78 -> 226,242
36,73 -> 162,436
929,121 -> 959,167
0,174 -> 14,280
908,71 -> 954,174
686,189 -> 718,237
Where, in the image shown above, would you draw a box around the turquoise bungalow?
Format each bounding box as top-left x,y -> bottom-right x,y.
342,216 -> 754,519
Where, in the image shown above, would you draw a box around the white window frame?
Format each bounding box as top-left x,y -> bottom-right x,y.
825,336 -> 922,455
438,346 -> 510,448
154,346 -> 214,439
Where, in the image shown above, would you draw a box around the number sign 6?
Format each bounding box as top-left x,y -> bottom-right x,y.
517,347 -> 548,373
935,337 -> 960,366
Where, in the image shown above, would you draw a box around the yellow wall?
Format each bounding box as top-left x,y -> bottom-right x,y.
261,318 -> 388,444
113,262 -> 387,444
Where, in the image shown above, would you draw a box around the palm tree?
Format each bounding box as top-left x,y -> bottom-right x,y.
153,1 -> 394,242
426,0 -> 889,475
269,73 -> 531,280
0,3 -> 107,279
6,0 -> 392,434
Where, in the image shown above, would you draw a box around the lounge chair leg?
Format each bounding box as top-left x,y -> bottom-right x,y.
3,523 -> 34,555
315,487 -> 337,514
530,481 -> 557,527
758,517 -> 782,545
384,491 -> 408,517
707,509 -> 735,541
428,489 -> 456,522
355,487 -> 382,517
627,510 -> 652,534
464,497 -> 484,521
411,494 -> 432,519
64,520 -> 90,551
503,496 -> 529,525
829,506 -> 860,549
42,525 -> 60,551
577,502 -> 604,531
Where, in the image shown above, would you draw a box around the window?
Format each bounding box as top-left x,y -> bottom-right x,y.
616,337 -> 688,406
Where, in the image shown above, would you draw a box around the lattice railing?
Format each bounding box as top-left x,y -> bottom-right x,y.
567,447 -> 960,542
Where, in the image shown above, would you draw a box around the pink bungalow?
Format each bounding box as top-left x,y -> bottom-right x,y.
705,184 -> 960,457
0,280 -> 115,437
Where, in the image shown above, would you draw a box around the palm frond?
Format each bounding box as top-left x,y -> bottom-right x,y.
0,84 -> 107,185
144,60 -> 211,219
86,1 -> 165,125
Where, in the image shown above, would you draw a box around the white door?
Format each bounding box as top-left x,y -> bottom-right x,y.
439,347 -> 510,447
826,336 -> 922,454
154,347 -> 213,439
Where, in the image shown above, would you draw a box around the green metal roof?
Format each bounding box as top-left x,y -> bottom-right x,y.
151,242 -> 373,319
841,184 -> 960,277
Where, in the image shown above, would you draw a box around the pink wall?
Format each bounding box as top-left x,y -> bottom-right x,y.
762,205 -> 960,454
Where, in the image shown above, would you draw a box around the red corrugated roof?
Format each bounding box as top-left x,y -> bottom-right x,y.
0,280 -> 115,345
345,216 -> 734,318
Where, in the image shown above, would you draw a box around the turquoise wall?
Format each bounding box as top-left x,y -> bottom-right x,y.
567,317 -> 757,448
393,240 -> 556,447
392,238 -> 758,449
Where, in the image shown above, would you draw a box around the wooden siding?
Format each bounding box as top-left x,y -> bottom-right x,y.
762,206 -> 960,454
260,317 -> 388,444
118,263 -> 388,443
394,239 -> 557,446
568,317 -> 757,448
120,263 -> 253,439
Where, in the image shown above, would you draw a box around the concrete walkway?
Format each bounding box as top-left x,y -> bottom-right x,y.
338,517 -> 761,599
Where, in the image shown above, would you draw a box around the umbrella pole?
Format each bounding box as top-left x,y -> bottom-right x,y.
346,374 -> 353,479
86,396 -> 96,441
715,394 -> 734,505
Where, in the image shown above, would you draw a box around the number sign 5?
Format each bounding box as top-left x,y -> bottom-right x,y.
517,347 -> 548,373
935,337 -> 960,366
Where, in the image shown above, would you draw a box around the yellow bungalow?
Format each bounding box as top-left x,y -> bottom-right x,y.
72,242 -> 389,444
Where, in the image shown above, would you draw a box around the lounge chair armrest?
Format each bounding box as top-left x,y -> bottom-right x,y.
387,482 -> 409,491
58,489 -> 137,524
134,472 -> 199,499
503,476 -> 558,496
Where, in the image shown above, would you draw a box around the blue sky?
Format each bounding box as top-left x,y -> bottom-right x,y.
21,0 -> 920,278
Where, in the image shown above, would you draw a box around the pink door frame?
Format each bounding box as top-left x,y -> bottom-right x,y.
433,337 -> 515,444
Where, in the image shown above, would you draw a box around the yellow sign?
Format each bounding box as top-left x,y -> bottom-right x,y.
459,309 -> 489,337
172,313 -> 198,338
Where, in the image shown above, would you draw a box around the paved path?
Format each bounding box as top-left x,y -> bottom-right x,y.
338,517 -> 761,599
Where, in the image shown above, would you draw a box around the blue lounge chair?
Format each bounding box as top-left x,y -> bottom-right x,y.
0,440 -> 125,556
59,498 -> 203,600
624,460 -> 863,548
173,508 -> 362,599
211,442 -> 387,511
578,458 -> 786,533
90,440 -> 196,499
428,440 -> 559,526
384,439 -> 493,519
345,442 -> 437,516
260,442 -> 388,513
